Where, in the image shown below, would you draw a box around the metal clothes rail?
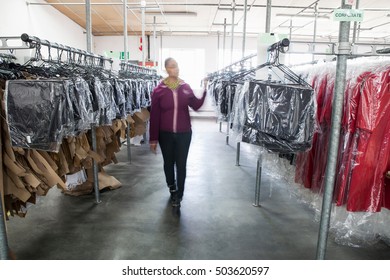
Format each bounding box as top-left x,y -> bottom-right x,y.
20,33 -> 113,68
119,61 -> 158,76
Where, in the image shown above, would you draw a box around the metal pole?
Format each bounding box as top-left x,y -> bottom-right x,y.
265,0 -> 272,33
123,0 -> 128,63
236,142 -> 241,166
153,16 -> 157,64
124,0 -> 132,163
223,18 -> 227,68
312,3 -> 319,61
220,18 -> 227,132
352,0 -> 360,44
230,0 -> 236,64
126,121 -> 132,163
0,193 -> 9,260
289,18 -> 293,40
313,3 -> 318,43
91,125 -> 101,203
316,0 -> 351,260
217,31 -> 220,68
253,155 -> 262,207
242,0 -> 248,58
141,1 -> 146,66
226,86 -> 232,145
86,0 -> 92,52
160,31 -> 163,71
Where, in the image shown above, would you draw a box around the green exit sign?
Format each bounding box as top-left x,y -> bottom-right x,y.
119,51 -> 129,60
333,9 -> 364,22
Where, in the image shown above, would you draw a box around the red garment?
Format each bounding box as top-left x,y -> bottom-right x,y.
295,66 -> 390,212
383,151 -> 390,209
295,74 -> 333,191
346,69 -> 390,211
334,74 -> 368,206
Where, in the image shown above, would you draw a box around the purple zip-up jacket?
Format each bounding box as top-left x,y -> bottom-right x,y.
149,80 -> 206,143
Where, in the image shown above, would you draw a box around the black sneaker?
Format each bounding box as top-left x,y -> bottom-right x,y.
168,184 -> 177,193
171,194 -> 181,207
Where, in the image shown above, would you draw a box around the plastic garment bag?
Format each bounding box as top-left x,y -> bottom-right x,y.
123,79 -> 133,115
294,60 -> 390,212
71,77 -> 94,134
131,80 -> 142,113
5,79 -> 68,152
344,69 -> 390,212
113,79 -> 127,119
101,79 -> 117,125
241,81 -> 315,153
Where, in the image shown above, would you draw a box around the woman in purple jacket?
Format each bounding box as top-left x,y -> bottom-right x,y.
149,57 -> 207,207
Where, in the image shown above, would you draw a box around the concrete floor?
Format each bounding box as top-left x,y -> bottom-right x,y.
5,118 -> 390,260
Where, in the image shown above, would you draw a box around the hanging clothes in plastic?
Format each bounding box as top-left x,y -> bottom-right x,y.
207,79 -> 240,122
241,81 -> 315,153
5,79 -> 69,152
294,59 -> 390,212
112,79 -> 127,119
70,77 -> 94,134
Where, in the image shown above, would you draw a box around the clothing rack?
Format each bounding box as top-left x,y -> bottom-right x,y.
20,33 -> 113,68
0,36 -> 33,50
119,61 -> 158,76
207,53 -> 256,80
0,35 -> 122,210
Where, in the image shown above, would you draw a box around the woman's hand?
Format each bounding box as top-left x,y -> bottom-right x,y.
150,142 -> 158,154
203,78 -> 208,90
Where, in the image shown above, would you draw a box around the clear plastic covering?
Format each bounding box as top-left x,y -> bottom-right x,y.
4,69 -> 159,153
5,79 -> 67,152
112,79 -> 127,119
101,79 -> 117,125
241,81 -> 315,153
87,76 -> 106,124
121,79 -> 133,115
208,80 -> 231,121
294,58 -> 390,212
71,77 -> 94,133
131,80 -> 142,113
217,56 -> 390,247
140,79 -> 154,108
290,57 -> 390,246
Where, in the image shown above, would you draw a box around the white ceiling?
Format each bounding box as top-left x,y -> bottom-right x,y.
41,0 -> 390,43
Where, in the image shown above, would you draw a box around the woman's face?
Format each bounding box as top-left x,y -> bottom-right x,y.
165,59 -> 179,78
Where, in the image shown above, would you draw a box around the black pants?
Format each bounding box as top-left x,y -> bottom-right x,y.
159,131 -> 192,198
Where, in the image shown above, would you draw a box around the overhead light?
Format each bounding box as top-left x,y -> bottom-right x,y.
217,8 -> 246,11
277,25 -> 306,29
276,13 -> 330,19
212,22 -> 238,26
144,11 -> 197,16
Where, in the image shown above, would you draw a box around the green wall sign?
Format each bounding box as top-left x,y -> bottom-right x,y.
333,9 -> 364,22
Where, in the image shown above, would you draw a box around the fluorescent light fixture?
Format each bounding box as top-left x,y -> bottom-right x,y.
145,11 -> 197,16
212,23 -> 238,26
277,25 -> 306,29
276,13 -> 330,19
217,8 -> 246,11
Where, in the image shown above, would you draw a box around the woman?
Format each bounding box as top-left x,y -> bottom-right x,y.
149,57 -> 207,207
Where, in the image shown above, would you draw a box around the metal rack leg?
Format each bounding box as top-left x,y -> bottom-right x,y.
219,121 -> 222,132
253,155 -> 262,207
236,142 -> 241,166
126,121 -> 131,164
0,193 -> 9,260
91,124 -> 101,204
